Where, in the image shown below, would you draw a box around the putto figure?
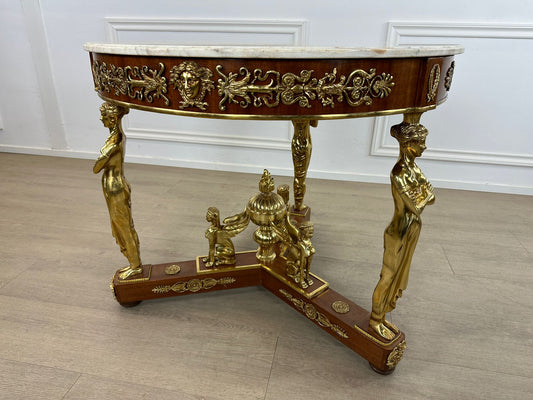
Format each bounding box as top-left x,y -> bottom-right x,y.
203,207 -> 250,267
370,117 -> 435,340
170,61 -> 214,110
93,102 -> 143,280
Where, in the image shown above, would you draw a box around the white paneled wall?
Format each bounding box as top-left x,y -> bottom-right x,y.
109,17 -> 304,173
1,0 -> 532,194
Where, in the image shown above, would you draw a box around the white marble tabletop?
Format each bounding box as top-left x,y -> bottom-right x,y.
84,43 -> 464,59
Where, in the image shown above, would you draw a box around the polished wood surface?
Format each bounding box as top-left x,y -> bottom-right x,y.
112,248 -> 404,373
89,52 -> 454,119
111,254 -> 262,305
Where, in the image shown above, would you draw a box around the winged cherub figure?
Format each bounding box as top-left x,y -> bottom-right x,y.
203,207 -> 250,267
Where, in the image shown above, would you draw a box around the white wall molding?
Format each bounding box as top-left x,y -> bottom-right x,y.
371,115 -> 533,167
103,17 -> 308,150
104,18 -> 309,46
123,125 -> 292,151
5,142 -> 531,196
386,21 -> 533,43
370,22 -> 533,167
20,0 -> 68,150
0,144 -> 95,159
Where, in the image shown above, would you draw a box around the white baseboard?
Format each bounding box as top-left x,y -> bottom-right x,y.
2,145 -> 532,195
0,145 -> 96,160
371,21 -> 533,168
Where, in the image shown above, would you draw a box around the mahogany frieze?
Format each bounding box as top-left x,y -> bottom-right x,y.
88,53 -> 453,119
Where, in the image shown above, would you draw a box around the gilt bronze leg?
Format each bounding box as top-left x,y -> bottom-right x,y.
291,119 -> 317,211
94,102 -> 143,281
370,112 -> 435,340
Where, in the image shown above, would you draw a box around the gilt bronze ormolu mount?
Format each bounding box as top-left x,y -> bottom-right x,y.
88,43 -> 463,374
100,126 -> 420,374
106,160 -> 409,374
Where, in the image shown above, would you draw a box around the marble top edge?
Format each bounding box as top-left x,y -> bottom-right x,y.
83,43 -> 464,58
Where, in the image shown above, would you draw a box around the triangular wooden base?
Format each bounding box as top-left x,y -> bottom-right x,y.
110,249 -> 406,374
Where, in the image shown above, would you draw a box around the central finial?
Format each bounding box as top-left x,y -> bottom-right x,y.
259,169 -> 275,193
246,170 -> 287,262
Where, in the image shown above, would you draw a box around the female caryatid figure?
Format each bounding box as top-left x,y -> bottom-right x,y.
370,118 -> 435,340
93,102 -> 142,280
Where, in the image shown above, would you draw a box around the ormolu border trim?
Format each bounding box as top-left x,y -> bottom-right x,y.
97,93 -> 438,121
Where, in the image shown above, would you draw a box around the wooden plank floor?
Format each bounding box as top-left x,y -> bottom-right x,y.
1,152 -> 532,399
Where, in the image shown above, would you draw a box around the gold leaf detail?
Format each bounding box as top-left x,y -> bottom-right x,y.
91,61 -> 169,105
331,300 -> 350,314
279,289 -> 349,338
427,64 -> 441,102
187,279 -> 202,292
152,277 -> 235,294
217,277 -> 237,285
445,61 -> 455,91
216,65 -> 394,110
164,264 -> 181,275
202,278 -> 218,290
304,304 -> 318,320
386,340 -> 407,369
169,61 -> 215,110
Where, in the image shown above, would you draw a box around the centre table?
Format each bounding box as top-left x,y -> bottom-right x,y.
84,43 -> 463,374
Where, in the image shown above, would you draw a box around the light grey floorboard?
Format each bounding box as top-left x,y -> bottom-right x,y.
0,359 -> 80,400
62,373 -> 220,400
1,153 -> 532,399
